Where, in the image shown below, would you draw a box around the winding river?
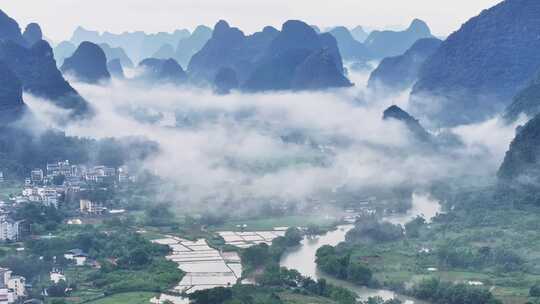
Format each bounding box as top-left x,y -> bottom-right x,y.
279,193 -> 441,303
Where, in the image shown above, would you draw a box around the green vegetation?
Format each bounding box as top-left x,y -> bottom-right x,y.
188,278 -> 357,304
83,292 -> 158,304
315,245 -> 373,285
345,216 -> 404,244
0,126 -> 158,178
241,228 -> 304,276
211,215 -> 338,231
0,181 -> 22,200
410,278 -> 501,304
311,185 -> 540,304
1,225 -> 182,302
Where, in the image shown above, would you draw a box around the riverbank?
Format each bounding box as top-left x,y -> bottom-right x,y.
280,193 -> 441,303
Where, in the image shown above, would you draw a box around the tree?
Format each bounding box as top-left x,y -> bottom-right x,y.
284,227 -> 303,246
188,287 -> 233,304
52,174 -> 66,186
347,262 -> 372,285
242,243 -> 270,268
144,203 -> 176,226
405,216 -> 426,238
530,283 -> 540,297
48,280 -> 68,297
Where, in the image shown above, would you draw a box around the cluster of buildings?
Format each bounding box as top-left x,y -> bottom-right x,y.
0,201 -> 21,242
27,160 -> 130,188
0,268 -> 26,304
16,160 -> 132,209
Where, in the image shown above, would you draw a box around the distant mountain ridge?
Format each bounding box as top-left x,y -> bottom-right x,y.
0,9 -> 27,46
175,25 -> 213,68
0,10 -> 91,117
368,38 -> 442,90
329,26 -> 372,62
190,20 -> 351,92
327,19 -> 434,66
138,58 -> 187,84
504,71 -> 540,122
0,61 -> 26,123
61,41 -> 111,84
22,23 -> 42,46
383,105 -> 432,142
499,113 -> 540,182
410,0 -> 540,126
351,26 -> 368,42
365,19 -> 433,59
70,26 -> 191,63
98,43 -> 134,68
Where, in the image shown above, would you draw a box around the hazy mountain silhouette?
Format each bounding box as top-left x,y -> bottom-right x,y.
22,23 -> 42,46
188,21 -> 279,84
138,58 -> 187,84
174,25 -> 212,68
383,105 -> 431,142
499,113 -> 540,182
411,0 -> 540,126
61,41 -> 111,84
329,26 -> 372,62
368,38 -> 441,91
70,26 -> 190,63
351,25 -> 369,42
53,41 -> 77,66
0,61 -> 26,123
107,58 -> 124,78
0,9 -> 27,46
214,67 -> 239,94
504,71 -> 540,122
152,43 -> 175,60
99,43 -> 134,68
365,19 -> 433,59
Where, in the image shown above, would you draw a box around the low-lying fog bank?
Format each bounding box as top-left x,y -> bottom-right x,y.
22,70 -> 522,213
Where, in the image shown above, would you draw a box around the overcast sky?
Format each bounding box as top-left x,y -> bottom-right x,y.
3,0 -> 502,42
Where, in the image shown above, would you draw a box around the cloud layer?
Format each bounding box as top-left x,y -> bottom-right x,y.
23,71 -> 520,212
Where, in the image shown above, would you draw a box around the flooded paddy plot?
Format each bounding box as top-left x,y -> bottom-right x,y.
152,236 -> 242,295
150,229 -> 284,304
217,229 -> 286,248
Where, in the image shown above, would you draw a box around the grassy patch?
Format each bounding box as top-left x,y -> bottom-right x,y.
84,292 -> 158,304
0,182 -> 22,200
279,291 -> 338,304
212,215 -> 338,231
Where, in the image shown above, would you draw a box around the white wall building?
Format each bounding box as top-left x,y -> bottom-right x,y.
31,169 -> 44,183
0,217 -> 20,242
50,269 -> 66,284
0,268 -> 26,303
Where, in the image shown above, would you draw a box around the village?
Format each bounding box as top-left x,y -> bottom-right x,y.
0,160 -> 137,304
0,160 -> 133,241
0,159 -> 397,304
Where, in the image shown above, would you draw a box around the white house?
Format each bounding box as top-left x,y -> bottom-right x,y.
80,199 -> 106,215
31,169 -> 44,184
64,249 -> 88,266
0,268 -> 26,303
64,249 -> 83,260
0,217 -> 20,242
6,276 -> 24,299
74,254 -> 88,266
67,219 -> 82,225
50,269 -> 66,284
0,288 -> 14,304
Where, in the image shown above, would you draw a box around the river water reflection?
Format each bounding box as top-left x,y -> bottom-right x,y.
280,193 -> 441,303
